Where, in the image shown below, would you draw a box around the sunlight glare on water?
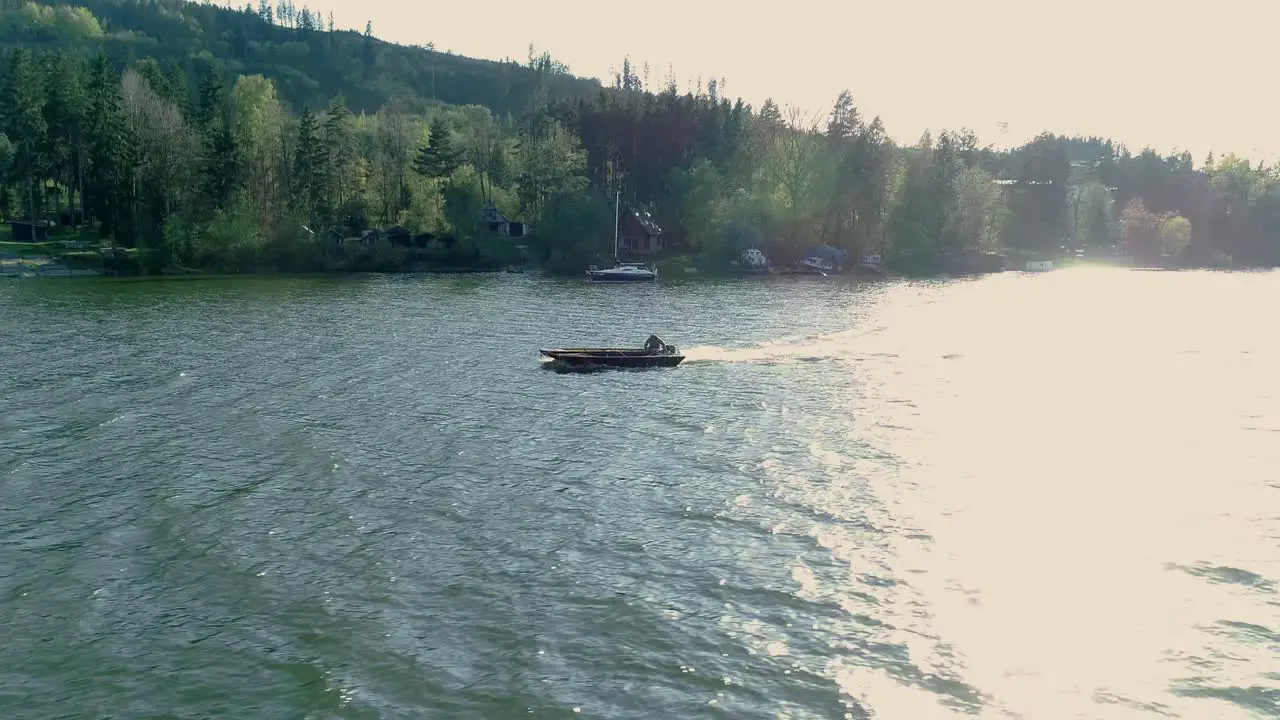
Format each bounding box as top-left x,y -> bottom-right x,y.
752,268 -> 1279,719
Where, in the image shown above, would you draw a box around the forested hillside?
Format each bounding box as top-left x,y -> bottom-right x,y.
1,0 -> 1278,275
0,0 -> 599,115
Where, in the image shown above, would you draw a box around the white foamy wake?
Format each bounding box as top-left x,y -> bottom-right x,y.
681,327 -> 886,365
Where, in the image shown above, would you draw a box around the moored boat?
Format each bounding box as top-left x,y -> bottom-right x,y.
587,191 -> 658,283
586,262 -> 657,282
801,256 -> 835,273
540,335 -> 684,370
778,265 -> 827,277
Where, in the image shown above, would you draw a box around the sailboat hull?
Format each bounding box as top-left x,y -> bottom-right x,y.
587,269 -> 656,282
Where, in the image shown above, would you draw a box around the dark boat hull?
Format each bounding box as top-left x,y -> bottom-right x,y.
546,353 -> 685,370
586,272 -> 656,283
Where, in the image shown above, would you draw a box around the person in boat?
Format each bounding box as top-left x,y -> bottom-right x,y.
644,335 -> 667,353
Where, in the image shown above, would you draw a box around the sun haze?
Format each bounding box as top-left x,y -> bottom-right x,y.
305,0 -> 1276,159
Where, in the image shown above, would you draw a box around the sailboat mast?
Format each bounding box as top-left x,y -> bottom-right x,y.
613,190 -> 620,262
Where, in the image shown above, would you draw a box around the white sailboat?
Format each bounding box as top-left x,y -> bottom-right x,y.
587,191 -> 657,283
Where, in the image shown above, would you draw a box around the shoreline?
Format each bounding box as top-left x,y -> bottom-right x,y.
4,249 -> 1270,284
7,264 -> 1270,284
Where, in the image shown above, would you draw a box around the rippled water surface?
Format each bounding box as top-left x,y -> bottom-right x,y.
2,268 -> 1277,719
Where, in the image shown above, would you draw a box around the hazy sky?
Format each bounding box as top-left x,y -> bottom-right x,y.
303,0 -> 1276,160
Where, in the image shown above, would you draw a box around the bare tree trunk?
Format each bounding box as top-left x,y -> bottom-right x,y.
133,171 -> 141,239
338,163 -> 345,211
78,158 -> 87,228
63,154 -> 73,229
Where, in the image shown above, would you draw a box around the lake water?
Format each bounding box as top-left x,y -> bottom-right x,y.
2,268 -> 1277,719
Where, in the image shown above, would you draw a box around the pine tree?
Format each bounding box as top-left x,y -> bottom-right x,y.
43,52 -> 87,226
412,117 -> 464,219
196,68 -> 224,133
2,49 -> 49,222
164,62 -> 188,113
362,21 -> 376,70
412,117 -> 464,181
196,68 -> 238,211
323,95 -> 355,212
826,90 -> 859,140
758,98 -> 782,127
291,106 -> 325,219
84,54 -> 136,241
208,122 -> 239,211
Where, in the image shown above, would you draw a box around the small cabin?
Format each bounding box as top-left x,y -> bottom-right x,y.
619,208 -> 664,256
480,204 -> 507,233
480,203 -> 531,238
9,221 -> 48,243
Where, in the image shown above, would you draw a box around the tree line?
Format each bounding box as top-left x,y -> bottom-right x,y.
2,0 -> 1279,275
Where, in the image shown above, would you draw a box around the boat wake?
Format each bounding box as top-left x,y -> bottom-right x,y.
682,329 -> 878,365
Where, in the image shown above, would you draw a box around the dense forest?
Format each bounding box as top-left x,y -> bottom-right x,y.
1,0 -> 1278,275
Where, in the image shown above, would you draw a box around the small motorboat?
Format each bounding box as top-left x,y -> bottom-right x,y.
775,257 -> 830,277
540,335 -> 685,370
